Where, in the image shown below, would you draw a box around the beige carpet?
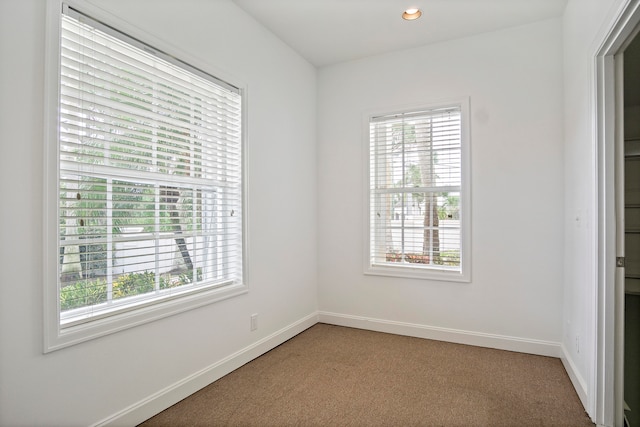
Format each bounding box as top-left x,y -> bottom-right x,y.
140,324 -> 594,426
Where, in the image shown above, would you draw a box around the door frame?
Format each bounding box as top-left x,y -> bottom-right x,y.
594,1 -> 640,425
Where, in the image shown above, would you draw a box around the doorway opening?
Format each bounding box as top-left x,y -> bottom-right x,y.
622,34 -> 640,427
595,1 -> 640,426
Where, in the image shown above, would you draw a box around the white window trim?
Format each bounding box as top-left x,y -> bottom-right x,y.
362,98 -> 471,283
43,0 -> 249,353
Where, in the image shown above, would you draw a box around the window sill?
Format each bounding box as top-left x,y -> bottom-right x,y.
45,282 -> 248,353
365,263 -> 470,283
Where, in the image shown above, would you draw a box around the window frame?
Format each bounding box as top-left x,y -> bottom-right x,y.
43,0 -> 249,352
363,99 -> 471,282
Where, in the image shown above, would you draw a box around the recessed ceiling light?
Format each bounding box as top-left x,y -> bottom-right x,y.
402,8 -> 422,21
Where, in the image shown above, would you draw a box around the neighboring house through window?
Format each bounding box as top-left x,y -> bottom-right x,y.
44,1 -> 246,351
365,100 -> 470,282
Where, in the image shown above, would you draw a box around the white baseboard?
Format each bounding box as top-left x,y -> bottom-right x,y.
93,312 -> 319,427
318,311 -> 562,358
320,312 -> 593,411
560,343 -> 589,410
93,311 -> 581,427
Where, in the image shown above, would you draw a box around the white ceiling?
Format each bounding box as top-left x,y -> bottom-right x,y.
231,0 -> 568,67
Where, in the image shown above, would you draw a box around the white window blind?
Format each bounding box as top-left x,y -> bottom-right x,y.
57,6 -> 243,326
368,105 -> 467,278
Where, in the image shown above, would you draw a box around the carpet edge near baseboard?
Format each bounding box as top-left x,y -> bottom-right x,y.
318,311 -> 563,357
92,311 -> 591,427
318,311 -> 590,419
91,312 -> 319,427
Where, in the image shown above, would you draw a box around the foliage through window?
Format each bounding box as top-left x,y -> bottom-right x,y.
52,4 -> 244,332
367,102 -> 469,281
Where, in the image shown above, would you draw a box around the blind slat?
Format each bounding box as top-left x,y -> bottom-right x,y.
369,107 -> 462,271
58,9 -> 243,323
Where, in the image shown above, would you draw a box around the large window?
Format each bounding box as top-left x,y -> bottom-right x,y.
44,2 -> 246,351
365,101 -> 470,282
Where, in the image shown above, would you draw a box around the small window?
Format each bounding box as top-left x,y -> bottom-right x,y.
365,100 -> 470,282
44,2 -> 246,351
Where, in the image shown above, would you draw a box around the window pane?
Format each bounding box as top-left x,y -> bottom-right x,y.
60,175 -> 108,283
371,191 -> 460,268
369,105 -> 464,276
57,9 -> 243,324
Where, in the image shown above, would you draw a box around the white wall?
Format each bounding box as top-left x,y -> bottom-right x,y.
0,0 -> 317,425
561,0 -> 625,417
2,0 -> 631,424
317,20 -> 565,343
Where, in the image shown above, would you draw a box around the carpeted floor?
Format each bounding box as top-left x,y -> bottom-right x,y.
139,324 -> 594,426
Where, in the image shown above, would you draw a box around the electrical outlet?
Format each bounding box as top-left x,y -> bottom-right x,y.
251,313 -> 258,331
576,335 -> 580,354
